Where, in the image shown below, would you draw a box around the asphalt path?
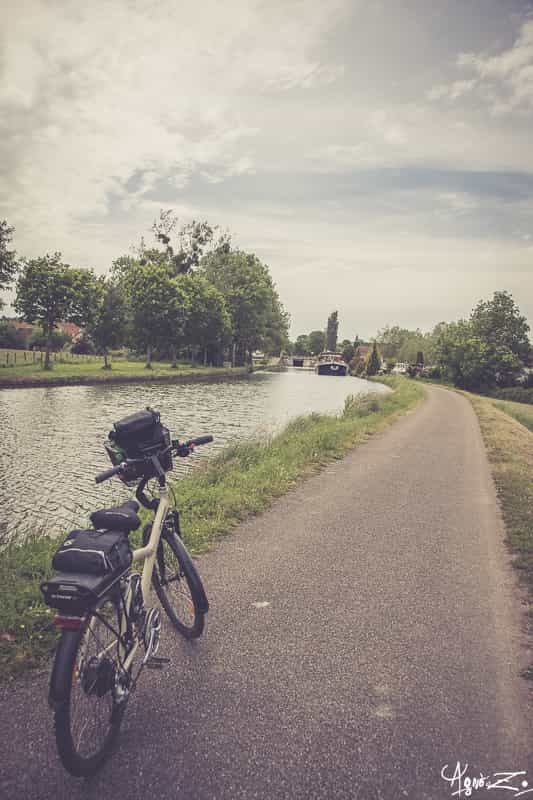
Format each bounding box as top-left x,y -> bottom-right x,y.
1,386 -> 532,800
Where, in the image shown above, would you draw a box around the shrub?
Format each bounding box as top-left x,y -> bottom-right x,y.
29,329 -> 71,352
343,393 -> 382,417
70,336 -> 95,355
0,321 -> 26,349
490,387 -> 533,405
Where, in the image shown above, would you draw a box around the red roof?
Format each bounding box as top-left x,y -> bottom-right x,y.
58,322 -> 82,338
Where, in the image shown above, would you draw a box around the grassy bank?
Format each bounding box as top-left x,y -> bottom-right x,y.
490,397 -> 533,433
0,377 -> 423,678
0,360 -> 248,388
467,394 -> 533,676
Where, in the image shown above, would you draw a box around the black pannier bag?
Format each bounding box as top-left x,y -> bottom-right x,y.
52,529 -> 132,576
41,529 -> 132,613
41,572 -> 122,614
106,407 -> 172,481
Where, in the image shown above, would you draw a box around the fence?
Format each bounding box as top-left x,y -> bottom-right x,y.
0,349 -> 101,368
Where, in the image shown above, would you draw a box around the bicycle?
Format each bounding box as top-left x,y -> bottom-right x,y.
41,408 -> 212,777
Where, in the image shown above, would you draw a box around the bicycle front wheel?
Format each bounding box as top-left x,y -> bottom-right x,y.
151,522 -> 208,639
52,595 -> 127,777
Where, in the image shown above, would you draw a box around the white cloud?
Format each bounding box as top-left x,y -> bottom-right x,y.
428,19 -> 533,114
0,0 -> 347,263
2,1 -> 533,335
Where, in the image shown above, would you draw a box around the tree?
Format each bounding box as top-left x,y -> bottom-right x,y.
0,320 -> 25,349
86,279 -> 127,369
470,290 -> 530,362
0,220 -> 17,307
201,249 -> 287,366
29,328 -> 71,352
308,330 -> 326,356
263,294 -> 290,357
434,292 -> 531,390
165,278 -> 190,368
340,339 -> 355,364
365,342 -> 381,376
294,334 -> 310,355
149,210 -> 231,275
326,311 -> 339,352
121,261 -> 180,369
179,273 -> 231,365
14,254 -> 96,369
435,320 -> 522,391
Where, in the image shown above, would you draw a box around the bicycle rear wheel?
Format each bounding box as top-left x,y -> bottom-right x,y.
150,516 -> 208,639
52,595 -> 128,777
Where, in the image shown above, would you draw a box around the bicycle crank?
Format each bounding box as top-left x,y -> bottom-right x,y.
142,607 -> 161,664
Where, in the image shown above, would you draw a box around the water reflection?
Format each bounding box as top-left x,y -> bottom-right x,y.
0,370 -> 387,542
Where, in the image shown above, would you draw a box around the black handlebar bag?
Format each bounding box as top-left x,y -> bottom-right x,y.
107,407 -> 172,479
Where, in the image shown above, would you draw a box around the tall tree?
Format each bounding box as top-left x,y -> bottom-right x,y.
149,210 -> 231,275
86,278 -> 127,369
326,311 -> 339,351
435,319 -> 522,391
121,261 -> 179,369
294,334 -> 310,355
0,220 -> 18,307
365,342 -> 382,376
201,249 -> 287,366
179,273 -> 231,365
14,254 -> 96,369
470,290 -> 530,361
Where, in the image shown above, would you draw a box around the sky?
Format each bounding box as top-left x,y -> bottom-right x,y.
2,0 -> 533,340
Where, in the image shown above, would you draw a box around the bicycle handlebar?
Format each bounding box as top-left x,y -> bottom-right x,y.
95,435 -> 213,482
95,464 -> 125,484
186,435 -> 214,447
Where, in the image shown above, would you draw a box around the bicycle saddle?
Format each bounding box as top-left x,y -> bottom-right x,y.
90,500 -> 141,533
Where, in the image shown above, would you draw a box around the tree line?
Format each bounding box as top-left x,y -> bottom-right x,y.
0,213 -> 290,370
374,291 -> 531,392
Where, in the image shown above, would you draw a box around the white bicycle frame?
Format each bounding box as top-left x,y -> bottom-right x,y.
115,484 -> 170,672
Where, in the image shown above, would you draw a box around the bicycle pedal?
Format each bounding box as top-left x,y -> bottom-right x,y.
145,656 -> 171,669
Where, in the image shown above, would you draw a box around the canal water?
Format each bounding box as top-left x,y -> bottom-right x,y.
0,369 -> 387,543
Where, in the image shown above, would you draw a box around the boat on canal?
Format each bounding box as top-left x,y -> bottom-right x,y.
315,351 -> 348,376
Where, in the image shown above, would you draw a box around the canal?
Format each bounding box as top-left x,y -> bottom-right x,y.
0,369 -> 387,542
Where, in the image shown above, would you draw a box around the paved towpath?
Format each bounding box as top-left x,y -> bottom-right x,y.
1,386 -> 532,799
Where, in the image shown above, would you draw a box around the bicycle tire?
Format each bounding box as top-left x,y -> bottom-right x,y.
52,594 -> 127,777
150,520 -> 207,639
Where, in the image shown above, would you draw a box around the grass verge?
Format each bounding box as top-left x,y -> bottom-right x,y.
0,376 -> 423,679
467,393 -> 533,675
490,397 -> 533,433
0,360 -> 248,389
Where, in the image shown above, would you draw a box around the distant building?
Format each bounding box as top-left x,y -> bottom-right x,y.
355,344 -> 371,360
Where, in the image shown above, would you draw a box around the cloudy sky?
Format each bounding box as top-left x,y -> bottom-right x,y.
2,0 -> 533,339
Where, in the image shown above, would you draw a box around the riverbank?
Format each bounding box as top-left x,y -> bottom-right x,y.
0,376 -> 423,678
0,360 -> 249,389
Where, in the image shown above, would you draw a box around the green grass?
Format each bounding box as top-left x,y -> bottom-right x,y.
0,376 -> 423,678
0,359 -> 247,388
467,393 -> 533,676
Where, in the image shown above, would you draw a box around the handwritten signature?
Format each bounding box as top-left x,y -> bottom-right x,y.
441,763 -> 533,797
